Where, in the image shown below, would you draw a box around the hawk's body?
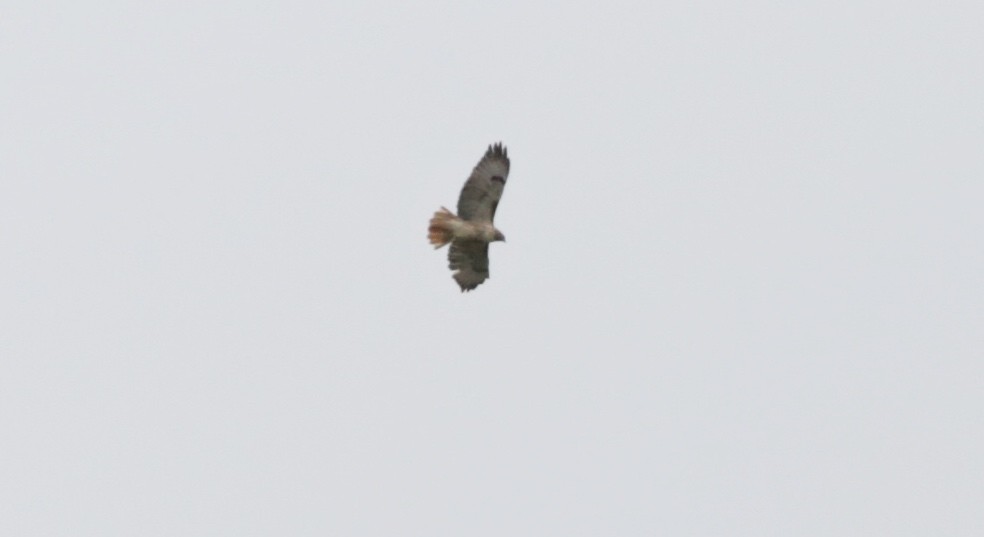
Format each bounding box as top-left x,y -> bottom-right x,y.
428,143 -> 510,292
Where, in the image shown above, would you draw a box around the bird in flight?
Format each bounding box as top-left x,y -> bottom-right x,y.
427,143 -> 511,292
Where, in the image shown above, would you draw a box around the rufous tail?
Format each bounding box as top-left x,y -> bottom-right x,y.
428,207 -> 456,248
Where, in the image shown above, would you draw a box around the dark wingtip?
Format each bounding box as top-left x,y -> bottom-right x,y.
456,281 -> 480,292
486,142 -> 507,159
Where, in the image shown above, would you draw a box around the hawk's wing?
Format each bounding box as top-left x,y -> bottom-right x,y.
457,143 -> 510,223
448,239 -> 489,292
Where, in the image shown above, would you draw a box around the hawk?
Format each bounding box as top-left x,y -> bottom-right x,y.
428,143 -> 511,292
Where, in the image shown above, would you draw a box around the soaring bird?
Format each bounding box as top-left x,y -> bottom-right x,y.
427,143 -> 510,292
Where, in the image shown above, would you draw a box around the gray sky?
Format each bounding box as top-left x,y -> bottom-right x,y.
3,1 -> 982,535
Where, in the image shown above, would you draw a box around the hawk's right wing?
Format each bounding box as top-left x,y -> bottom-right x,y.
457,143 -> 510,223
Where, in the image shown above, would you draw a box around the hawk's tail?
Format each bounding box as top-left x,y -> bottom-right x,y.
428,207 -> 456,249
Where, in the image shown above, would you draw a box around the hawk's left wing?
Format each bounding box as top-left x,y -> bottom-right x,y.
457,143 -> 510,223
448,239 -> 490,292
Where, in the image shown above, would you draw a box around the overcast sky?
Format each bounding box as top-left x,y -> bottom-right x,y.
2,1 -> 982,535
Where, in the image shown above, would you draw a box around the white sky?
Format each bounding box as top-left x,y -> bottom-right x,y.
2,1 -> 982,535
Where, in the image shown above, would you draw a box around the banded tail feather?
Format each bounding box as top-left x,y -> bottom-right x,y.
427,207 -> 457,248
